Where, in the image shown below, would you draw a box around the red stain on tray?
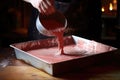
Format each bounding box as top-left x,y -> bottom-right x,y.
27,40 -> 115,64
27,44 -> 84,64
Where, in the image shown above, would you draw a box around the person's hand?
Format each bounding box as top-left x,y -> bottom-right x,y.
24,0 -> 55,15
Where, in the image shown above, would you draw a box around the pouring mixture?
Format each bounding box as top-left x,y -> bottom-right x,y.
38,11 -> 67,55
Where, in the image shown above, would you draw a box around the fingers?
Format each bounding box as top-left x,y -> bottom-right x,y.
39,0 -> 55,15
46,0 -> 52,6
39,2 -> 46,13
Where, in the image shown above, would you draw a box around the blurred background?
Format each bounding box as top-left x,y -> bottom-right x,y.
0,0 -> 120,48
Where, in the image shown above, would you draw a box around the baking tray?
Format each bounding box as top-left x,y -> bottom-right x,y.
10,35 -> 117,76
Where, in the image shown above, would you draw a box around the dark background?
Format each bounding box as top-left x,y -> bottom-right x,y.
0,0 -> 119,48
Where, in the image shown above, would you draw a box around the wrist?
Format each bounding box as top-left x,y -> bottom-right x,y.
24,0 -> 31,3
24,0 -> 41,10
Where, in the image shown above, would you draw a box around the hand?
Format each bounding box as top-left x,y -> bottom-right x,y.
24,0 -> 55,15
39,0 -> 55,15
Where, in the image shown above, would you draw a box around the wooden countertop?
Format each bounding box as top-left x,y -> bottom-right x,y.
0,48 -> 120,80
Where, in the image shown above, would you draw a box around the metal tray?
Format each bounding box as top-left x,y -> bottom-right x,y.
10,35 -> 117,76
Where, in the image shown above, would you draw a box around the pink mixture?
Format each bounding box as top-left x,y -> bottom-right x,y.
27,40 -> 115,64
27,44 -> 86,64
40,16 -> 65,55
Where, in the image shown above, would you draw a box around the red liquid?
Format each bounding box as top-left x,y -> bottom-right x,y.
40,17 -> 65,55
52,29 -> 65,55
40,19 -> 64,30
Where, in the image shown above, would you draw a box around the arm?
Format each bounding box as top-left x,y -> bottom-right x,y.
24,0 -> 55,15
